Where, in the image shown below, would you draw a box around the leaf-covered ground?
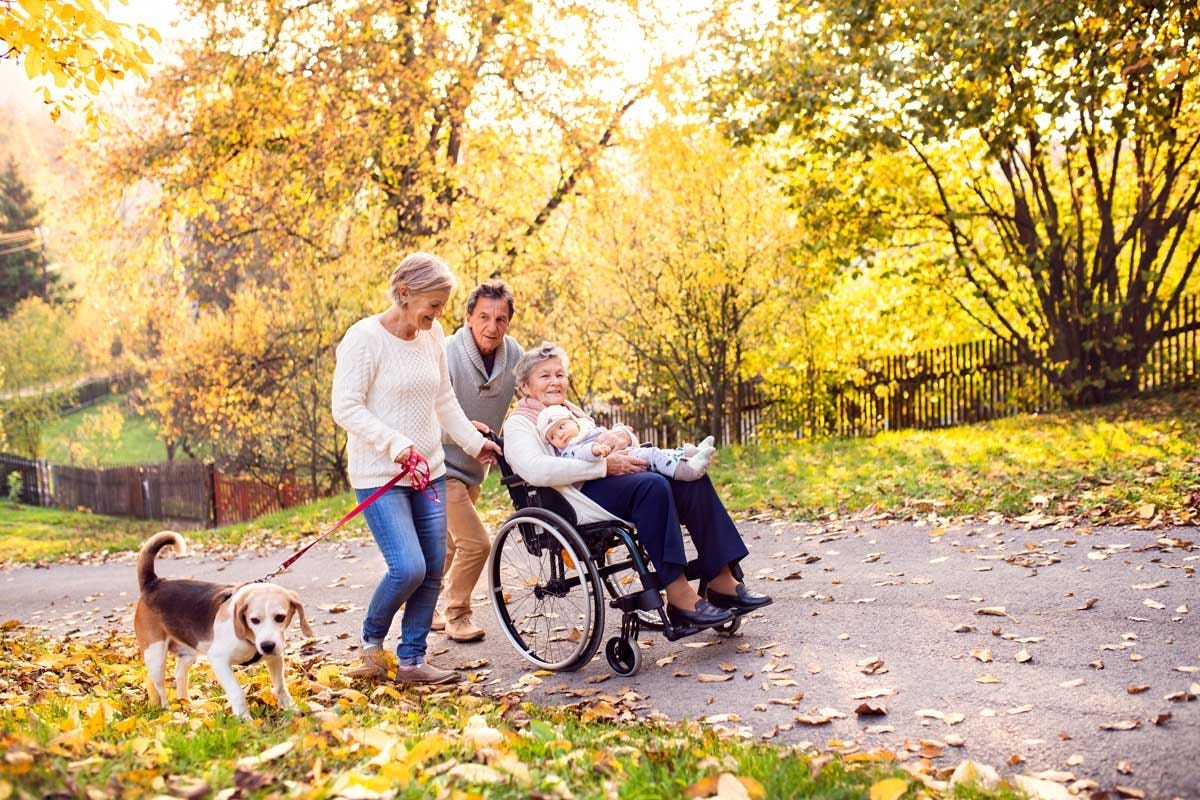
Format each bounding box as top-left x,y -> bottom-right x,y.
0,628 -> 1027,799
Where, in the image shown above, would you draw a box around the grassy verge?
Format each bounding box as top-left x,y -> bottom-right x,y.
709,388 -> 1200,524
0,631 -> 1020,800
0,504 -> 166,564
40,394 -> 169,465
3,388 -> 1198,565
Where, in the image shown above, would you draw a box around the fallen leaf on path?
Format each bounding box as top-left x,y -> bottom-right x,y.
1126,685 -> 1150,694
796,713 -> 833,725
1016,649 -> 1033,663
976,674 -> 1001,684
1099,720 -> 1141,731
1114,787 -> 1146,799
970,648 -> 993,663
1143,599 -> 1166,610
1077,598 -> 1098,610
855,702 -> 887,716
857,657 -> 887,675
1060,678 -> 1085,688
1131,580 -> 1168,590
698,673 -> 733,683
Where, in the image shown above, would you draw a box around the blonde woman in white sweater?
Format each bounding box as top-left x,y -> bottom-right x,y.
332,253 -> 501,685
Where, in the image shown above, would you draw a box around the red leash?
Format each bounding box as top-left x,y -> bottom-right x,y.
256,451 -> 438,582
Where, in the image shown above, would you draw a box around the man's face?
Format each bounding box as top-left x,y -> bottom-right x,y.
466,296 -> 511,356
547,418 -> 579,450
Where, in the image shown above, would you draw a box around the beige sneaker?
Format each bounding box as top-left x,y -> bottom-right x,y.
346,648 -> 393,680
431,608 -> 446,632
394,662 -> 462,685
444,616 -> 485,643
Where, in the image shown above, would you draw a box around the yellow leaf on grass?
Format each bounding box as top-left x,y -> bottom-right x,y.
870,777 -> 909,800
328,770 -> 391,799
683,774 -> 765,800
0,779 -> 11,800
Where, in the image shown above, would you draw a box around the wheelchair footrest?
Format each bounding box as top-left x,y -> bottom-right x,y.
610,587 -> 664,614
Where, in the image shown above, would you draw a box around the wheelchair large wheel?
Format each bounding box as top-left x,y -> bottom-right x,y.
488,508 -> 606,671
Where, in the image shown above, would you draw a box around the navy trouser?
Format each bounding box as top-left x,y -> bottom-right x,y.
581,472 -> 748,587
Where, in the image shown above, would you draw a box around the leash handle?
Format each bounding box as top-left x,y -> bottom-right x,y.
258,451 -> 436,582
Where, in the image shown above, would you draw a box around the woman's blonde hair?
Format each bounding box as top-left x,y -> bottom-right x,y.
513,341 -> 570,388
388,252 -> 456,306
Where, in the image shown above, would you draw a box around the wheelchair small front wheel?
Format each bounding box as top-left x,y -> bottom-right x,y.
605,636 -> 641,676
715,615 -> 742,636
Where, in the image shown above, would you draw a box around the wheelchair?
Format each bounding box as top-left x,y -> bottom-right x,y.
484,434 -> 750,676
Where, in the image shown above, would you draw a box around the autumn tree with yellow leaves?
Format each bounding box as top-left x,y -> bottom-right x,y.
0,0 -> 158,124
80,0 -> 683,485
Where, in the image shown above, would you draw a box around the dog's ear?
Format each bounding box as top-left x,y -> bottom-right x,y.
233,594 -> 252,642
286,590 -> 314,638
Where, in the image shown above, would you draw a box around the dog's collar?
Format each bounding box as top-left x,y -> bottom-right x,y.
239,647 -> 263,666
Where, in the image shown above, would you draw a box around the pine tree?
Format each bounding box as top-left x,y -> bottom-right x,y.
0,158 -> 55,316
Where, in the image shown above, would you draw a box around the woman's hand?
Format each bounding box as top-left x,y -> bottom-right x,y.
605,451 -> 648,476
474,439 -> 502,465
592,443 -> 613,458
394,446 -> 414,464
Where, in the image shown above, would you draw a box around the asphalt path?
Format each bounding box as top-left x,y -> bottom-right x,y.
2,518 -> 1198,798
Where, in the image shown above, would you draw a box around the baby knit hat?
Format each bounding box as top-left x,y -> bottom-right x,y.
536,404 -> 576,440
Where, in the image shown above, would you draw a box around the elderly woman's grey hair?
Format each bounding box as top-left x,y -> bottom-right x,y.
388,252 -> 456,306
513,341 -> 570,388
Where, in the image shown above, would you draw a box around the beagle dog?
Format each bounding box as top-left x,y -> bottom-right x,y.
134,531 -> 313,719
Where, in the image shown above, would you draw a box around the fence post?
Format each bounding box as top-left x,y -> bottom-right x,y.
36,458 -> 49,506
206,463 -> 218,529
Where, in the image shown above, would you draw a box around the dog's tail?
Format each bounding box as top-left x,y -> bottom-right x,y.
137,531 -> 187,591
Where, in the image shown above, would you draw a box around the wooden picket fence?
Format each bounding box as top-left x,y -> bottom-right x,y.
1,455 -> 313,527
601,295 -> 1200,446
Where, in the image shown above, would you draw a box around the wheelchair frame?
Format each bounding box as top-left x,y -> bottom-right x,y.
484,434 -> 745,676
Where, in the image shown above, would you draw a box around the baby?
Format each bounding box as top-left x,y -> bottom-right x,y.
536,404 -> 716,481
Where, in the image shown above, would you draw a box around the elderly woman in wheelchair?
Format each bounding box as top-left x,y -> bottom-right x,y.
487,342 -> 771,675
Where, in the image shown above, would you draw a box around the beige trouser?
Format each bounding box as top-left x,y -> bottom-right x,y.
442,478 -> 491,622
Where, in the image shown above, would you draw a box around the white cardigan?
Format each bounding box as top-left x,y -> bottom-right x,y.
501,413 -> 623,525
332,316 -> 485,489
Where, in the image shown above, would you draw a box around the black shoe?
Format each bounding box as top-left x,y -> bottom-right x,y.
706,583 -> 774,612
666,599 -> 735,627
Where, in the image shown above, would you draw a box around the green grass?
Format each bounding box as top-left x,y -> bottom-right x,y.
3,387 -> 1198,565
0,503 -> 166,564
708,387 -> 1200,523
40,394 -> 169,465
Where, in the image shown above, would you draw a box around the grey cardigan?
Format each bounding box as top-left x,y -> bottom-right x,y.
442,325 -> 523,486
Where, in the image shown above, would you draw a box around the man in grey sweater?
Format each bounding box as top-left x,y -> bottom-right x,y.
438,280 -> 524,642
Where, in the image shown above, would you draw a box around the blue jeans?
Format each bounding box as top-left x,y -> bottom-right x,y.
356,477 -> 446,664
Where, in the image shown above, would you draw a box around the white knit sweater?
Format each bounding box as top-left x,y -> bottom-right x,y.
332,315 -> 485,490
